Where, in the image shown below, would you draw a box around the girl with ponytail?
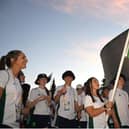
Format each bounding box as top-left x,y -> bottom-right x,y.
0,50 -> 28,128
84,77 -> 115,128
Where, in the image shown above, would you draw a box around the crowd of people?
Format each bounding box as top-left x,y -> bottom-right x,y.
0,50 -> 129,128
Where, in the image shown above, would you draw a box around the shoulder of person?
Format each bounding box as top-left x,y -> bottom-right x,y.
0,69 -> 9,88
0,70 -> 9,76
85,95 -> 93,101
123,89 -> 129,96
31,87 -> 39,92
56,85 -> 64,90
84,95 -> 94,107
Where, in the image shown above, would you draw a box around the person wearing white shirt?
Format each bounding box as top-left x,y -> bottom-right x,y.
0,50 -> 28,128
109,74 -> 129,128
84,77 -> 114,128
27,73 -> 51,128
76,84 -> 87,128
54,70 -> 78,128
101,86 -> 120,128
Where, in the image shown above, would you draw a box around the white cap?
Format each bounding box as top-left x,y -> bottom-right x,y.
76,84 -> 83,89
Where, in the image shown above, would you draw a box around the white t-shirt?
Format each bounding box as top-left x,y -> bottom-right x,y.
28,87 -> 50,115
0,69 -> 22,127
84,95 -> 106,128
54,85 -> 78,120
109,88 -> 129,126
77,92 -> 87,122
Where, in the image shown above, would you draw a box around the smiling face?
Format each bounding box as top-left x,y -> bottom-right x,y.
38,77 -> 48,87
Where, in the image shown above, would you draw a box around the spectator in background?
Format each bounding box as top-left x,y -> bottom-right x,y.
101,86 -> 120,128
17,71 -> 30,127
76,84 -> 87,128
109,74 -> 129,128
0,50 -> 28,128
17,71 -> 30,107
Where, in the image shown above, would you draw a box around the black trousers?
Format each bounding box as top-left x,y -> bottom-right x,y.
0,124 -> 12,128
121,125 -> 129,128
77,121 -> 87,128
31,114 -> 51,128
56,115 -> 77,128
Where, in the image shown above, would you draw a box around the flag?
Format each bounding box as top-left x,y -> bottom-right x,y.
101,29 -> 129,128
100,29 -> 129,86
50,78 -> 56,100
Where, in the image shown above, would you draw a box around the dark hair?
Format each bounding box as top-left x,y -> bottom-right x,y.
62,70 -> 75,80
101,86 -> 110,96
110,73 -> 126,85
0,50 -> 23,70
17,71 -> 25,80
84,77 -> 104,102
119,74 -> 126,81
35,73 -> 51,85
22,83 -> 31,107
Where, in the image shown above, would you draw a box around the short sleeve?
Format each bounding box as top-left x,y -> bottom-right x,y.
127,93 -> 129,105
125,91 -> 129,105
54,86 -> 62,97
0,70 -> 9,88
84,95 -> 94,108
28,88 -> 36,101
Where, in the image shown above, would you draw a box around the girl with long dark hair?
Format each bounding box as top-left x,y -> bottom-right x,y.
84,77 -> 116,128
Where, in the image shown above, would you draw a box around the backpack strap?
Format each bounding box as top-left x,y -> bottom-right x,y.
44,87 -> 50,96
0,70 -> 9,123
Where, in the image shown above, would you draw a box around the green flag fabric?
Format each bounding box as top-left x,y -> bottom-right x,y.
128,50 -> 129,58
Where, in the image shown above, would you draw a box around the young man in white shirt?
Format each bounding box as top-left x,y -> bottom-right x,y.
54,70 -> 78,128
109,74 -> 129,128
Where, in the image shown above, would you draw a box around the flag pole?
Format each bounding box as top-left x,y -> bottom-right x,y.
105,30 -> 129,128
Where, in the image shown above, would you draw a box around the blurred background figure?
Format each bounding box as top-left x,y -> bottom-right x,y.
76,84 -> 87,128
18,71 -> 30,107
17,70 -> 31,127
109,74 -> 129,128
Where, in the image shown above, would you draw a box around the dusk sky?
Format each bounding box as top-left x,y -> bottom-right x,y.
0,0 -> 129,89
